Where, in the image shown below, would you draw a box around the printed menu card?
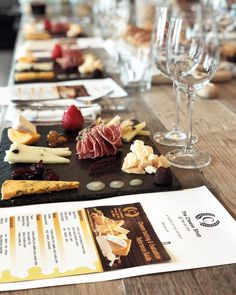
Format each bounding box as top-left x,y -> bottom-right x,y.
0,186 -> 235,291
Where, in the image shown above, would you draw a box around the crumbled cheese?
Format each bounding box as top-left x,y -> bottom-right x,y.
122,139 -> 170,174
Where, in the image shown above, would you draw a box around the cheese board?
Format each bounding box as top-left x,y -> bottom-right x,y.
0,125 -> 181,207
14,48 -> 108,84
22,19 -> 86,40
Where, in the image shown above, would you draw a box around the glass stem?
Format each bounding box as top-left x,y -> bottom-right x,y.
186,87 -> 195,153
173,82 -> 181,131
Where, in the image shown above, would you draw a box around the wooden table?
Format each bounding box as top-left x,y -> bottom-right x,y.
0,20 -> 236,295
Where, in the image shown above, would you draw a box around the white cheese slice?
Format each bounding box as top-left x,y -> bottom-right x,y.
96,236 -> 116,264
13,115 -> 37,133
15,62 -> 32,71
28,146 -> 71,157
32,62 -> 53,71
15,62 -> 53,72
106,235 -> 127,248
4,142 -> 70,164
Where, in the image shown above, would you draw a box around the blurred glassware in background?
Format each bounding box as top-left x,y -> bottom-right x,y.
135,0 -> 169,29
201,0 -> 236,40
69,0 -> 92,24
166,4 -> 219,169
94,0 -> 130,73
95,0 -> 130,39
118,26 -> 153,91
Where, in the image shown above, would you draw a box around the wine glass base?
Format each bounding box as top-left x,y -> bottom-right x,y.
166,148 -> 211,169
154,130 -> 198,147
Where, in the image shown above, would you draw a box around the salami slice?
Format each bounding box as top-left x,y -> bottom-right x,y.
76,123 -> 122,159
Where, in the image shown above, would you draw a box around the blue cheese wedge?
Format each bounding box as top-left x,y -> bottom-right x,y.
4,142 -> 70,164
1,180 -> 79,200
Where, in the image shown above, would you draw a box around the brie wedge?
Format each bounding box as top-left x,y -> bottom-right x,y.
13,115 -> 37,133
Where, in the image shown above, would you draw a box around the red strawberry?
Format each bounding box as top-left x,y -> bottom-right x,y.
44,19 -> 51,31
62,105 -> 84,131
52,44 -> 62,59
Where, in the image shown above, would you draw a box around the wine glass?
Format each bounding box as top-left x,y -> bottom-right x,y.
152,6 -> 197,147
201,0 -> 236,39
166,5 -> 219,169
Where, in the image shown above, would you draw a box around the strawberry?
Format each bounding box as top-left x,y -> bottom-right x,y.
43,19 -> 51,31
62,105 -> 84,131
52,44 -> 62,59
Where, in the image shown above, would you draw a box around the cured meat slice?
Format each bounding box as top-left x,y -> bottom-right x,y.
90,130 -> 103,158
56,48 -> 84,70
96,124 -> 122,147
92,128 -> 116,157
76,123 -> 122,159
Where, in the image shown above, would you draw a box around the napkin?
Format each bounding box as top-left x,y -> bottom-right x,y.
6,104 -> 101,123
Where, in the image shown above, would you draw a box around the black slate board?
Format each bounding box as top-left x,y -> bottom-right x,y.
0,125 -> 181,207
14,49 -> 109,84
14,65 -> 107,84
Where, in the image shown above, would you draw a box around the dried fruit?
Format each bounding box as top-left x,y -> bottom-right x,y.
11,161 -> 44,180
57,135 -> 68,145
10,161 -> 59,181
30,161 -> 45,176
47,130 -> 67,147
62,105 -> 84,131
45,169 -> 59,181
154,166 -> 172,187
8,128 -> 41,145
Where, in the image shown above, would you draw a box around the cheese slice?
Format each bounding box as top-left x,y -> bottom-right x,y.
15,62 -> 53,72
96,236 -> 116,264
28,146 -> 71,157
106,235 -> 127,247
106,236 -> 132,256
13,115 -> 37,133
110,239 -> 132,256
4,142 -> 70,164
112,225 -> 130,235
1,180 -> 79,200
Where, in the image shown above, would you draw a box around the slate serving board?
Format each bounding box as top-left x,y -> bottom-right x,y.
14,49 -> 109,84
0,125 -> 181,207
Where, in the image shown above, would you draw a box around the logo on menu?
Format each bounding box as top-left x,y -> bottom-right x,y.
195,213 -> 220,227
123,206 -> 140,218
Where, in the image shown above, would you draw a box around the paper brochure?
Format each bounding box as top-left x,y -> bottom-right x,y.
0,186 -> 235,291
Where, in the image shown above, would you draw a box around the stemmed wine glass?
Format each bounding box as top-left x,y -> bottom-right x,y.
165,5 -> 219,169
152,6 -> 197,147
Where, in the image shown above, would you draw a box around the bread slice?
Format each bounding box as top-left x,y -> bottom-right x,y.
1,180 -> 79,200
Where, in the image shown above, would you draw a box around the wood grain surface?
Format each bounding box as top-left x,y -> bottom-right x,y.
0,17 -> 236,295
